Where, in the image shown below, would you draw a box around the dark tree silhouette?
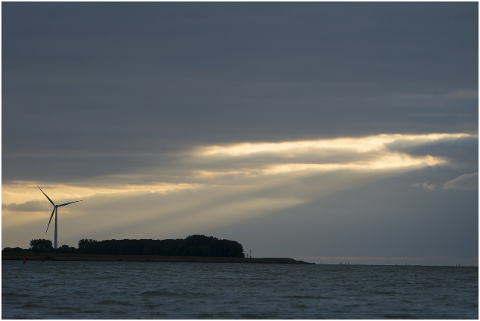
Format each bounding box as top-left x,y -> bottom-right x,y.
2,247 -> 24,253
5,235 -> 245,258
57,244 -> 76,253
77,235 -> 244,257
29,239 -> 53,252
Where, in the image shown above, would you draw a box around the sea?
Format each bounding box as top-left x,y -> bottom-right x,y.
2,260 -> 478,319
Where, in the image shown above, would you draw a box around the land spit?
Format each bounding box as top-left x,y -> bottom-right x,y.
3,253 -> 313,264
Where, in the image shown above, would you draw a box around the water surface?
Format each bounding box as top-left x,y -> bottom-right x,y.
2,261 -> 477,318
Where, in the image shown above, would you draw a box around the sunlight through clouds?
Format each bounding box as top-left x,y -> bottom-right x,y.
1,182 -> 204,206
192,134 -> 468,178
196,133 -> 472,157
2,2 -> 477,267
261,155 -> 445,176
3,133 -> 473,209
2,132 -> 476,250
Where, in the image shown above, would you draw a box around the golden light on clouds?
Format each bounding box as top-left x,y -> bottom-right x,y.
3,133 -> 471,206
191,133 -> 466,178
191,154 -> 446,178
2,132 -> 474,242
262,154 -> 446,176
196,133 -> 473,157
2,182 -> 204,206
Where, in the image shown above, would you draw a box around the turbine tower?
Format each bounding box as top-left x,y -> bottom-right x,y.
38,186 -> 82,249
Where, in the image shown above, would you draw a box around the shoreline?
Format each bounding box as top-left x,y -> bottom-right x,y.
2,253 -> 313,264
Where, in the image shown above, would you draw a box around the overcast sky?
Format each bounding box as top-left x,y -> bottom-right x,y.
2,2 -> 478,265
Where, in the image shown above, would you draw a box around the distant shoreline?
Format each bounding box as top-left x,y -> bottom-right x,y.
2,253 -> 313,264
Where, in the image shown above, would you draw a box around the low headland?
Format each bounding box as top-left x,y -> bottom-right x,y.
3,234 -> 313,264
3,252 -> 311,264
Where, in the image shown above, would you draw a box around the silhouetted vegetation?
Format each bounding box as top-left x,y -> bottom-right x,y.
57,244 -> 77,253
78,235 -> 244,257
3,235 -> 245,258
29,239 -> 53,252
2,247 -> 24,253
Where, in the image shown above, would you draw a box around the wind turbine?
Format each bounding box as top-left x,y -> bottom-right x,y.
38,185 -> 82,249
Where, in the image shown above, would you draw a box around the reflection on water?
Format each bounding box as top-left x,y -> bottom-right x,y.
2,261 -> 478,319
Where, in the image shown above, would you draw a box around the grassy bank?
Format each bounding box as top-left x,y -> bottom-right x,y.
3,252 -> 312,264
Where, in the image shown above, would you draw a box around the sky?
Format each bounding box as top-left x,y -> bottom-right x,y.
2,2 -> 478,266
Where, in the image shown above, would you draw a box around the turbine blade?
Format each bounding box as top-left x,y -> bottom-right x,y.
58,200 -> 82,207
38,186 -> 55,206
45,207 -> 55,234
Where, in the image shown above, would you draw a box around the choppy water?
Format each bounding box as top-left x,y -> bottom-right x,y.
2,260 -> 478,319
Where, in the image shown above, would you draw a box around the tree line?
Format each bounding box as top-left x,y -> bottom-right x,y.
2,235 -> 245,258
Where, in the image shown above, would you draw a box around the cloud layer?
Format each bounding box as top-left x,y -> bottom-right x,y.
2,3 -> 477,265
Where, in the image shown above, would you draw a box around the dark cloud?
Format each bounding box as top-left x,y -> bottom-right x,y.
386,136 -> 478,170
3,3 -> 477,179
